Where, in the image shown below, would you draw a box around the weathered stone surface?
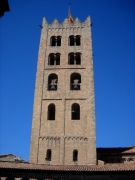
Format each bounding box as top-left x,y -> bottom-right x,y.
30,16 -> 96,165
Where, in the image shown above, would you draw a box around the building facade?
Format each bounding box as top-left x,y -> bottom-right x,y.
30,16 -> 96,165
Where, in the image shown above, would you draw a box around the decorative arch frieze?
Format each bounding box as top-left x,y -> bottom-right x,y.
64,136 -> 88,141
39,136 -> 60,141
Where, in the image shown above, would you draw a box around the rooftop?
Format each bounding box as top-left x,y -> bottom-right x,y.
0,162 -> 135,172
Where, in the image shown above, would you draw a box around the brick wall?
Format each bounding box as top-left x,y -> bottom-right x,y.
30,16 -> 96,165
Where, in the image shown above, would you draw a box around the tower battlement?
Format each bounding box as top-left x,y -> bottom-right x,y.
42,16 -> 91,29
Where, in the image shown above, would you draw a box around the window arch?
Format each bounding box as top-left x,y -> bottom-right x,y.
48,73 -> 58,90
76,35 -> 81,46
69,35 -> 81,46
57,36 -> 61,46
70,73 -> 81,90
68,52 -> 81,65
69,35 -> 74,46
48,103 -> 55,120
50,36 -> 61,46
76,52 -> 81,64
71,103 -> 80,120
46,149 -> 52,161
48,53 -> 60,65
50,36 -> 55,46
73,149 -> 78,161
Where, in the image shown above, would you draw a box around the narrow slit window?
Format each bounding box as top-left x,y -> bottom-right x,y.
73,150 -> 78,161
46,149 -> 52,161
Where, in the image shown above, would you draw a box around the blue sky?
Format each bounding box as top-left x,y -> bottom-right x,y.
0,0 -> 135,161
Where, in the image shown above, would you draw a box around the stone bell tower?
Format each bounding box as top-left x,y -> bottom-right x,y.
30,16 -> 96,165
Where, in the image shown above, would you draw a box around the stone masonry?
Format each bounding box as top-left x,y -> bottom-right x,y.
30,16 -> 96,165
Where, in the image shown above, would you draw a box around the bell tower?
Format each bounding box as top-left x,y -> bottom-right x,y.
30,16 -> 96,165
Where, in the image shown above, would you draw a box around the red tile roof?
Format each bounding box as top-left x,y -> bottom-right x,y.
121,147 -> 135,154
0,162 -> 135,172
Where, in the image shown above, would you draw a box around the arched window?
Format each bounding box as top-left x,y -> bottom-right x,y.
71,103 -> 80,120
68,52 -> 74,65
68,53 -> 81,65
69,35 -> 74,46
56,53 -> 60,65
70,73 -> 81,90
48,73 -> 58,90
73,149 -> 78,161
50,36 -> 55,46
50,36 -> 61,46
48,53 -> 54,65
48,53 -> 60,65
46,149 -> 52,161
76,35 -> 81,46
57,36 -> 61,46
48,104 -> 55,120
69,35 -> 81,46
76,52 -> 81,64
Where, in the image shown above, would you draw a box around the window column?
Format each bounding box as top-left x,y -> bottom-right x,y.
74,36 -> 76,46
55,37 -> 57,46
74,53 -> 76,65
54,54 -> 56,65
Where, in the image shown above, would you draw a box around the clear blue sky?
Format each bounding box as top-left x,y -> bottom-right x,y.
0,0 -> 135,161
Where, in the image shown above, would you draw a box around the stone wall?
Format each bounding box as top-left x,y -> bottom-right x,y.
30,16 -> 96,165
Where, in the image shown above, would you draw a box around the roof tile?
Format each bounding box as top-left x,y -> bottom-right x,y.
0,162 -> 135,172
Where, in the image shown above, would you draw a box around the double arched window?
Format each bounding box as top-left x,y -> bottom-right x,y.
48,73 -> 58,90
48,104 -> 55,120
70,73 -> 81,90
68,53 -> 81,65
48,53 -> 60,65
69,35 -> 81,46
50,36 -> 61,46
71,103 -> 80,120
